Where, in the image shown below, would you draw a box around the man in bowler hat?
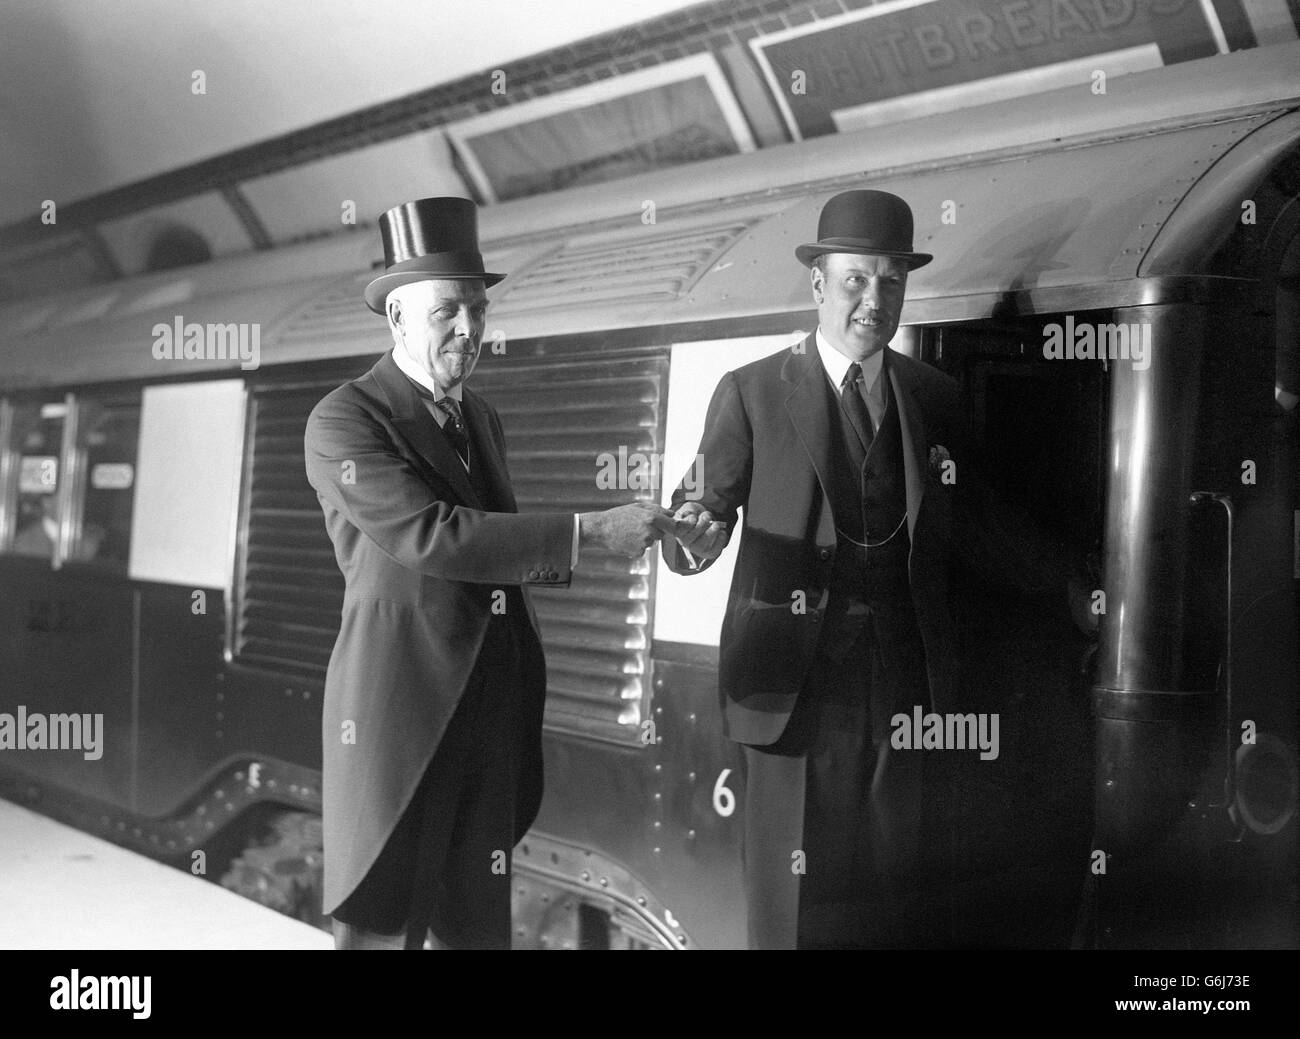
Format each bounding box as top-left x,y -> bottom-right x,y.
662,189 -> 1088,949
305,197 -> 672,949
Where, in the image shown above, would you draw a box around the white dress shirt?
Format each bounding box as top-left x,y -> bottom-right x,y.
815,328 -> 886,432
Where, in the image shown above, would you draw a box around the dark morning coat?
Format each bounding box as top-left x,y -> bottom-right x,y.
662,337 -> 1069,747
304,351 -> 572,915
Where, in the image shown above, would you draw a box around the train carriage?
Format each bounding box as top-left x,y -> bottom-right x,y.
0,42 -> 1297,949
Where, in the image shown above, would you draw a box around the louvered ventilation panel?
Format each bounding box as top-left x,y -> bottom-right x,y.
234,387 -> 347,681
234,349 -> 667,745
275,274 -> 386,348
494,222 -> 749,312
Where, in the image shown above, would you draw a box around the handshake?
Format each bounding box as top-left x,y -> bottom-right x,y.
579,501 -> 729,560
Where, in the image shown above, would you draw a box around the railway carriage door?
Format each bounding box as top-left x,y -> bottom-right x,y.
68,398 -> 141,569
0,390 -> 141,808
1,398 -> 67,563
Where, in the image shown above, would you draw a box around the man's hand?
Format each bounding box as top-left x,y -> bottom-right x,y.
580,502 -> 675,558
671,501 -> 729,561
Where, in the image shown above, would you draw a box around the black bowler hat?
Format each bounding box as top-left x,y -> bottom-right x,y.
795,189 -> 932,271
364,197 -> 505,314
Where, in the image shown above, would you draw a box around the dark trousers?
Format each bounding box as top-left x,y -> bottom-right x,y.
332,615 -> 524,950
741,613 -> 950,949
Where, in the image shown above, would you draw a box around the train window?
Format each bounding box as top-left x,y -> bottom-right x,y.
0,394 -> 142,569
5,400 -> 67,561
66,396 -> 141,569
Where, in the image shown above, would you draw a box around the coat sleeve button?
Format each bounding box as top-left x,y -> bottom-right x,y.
819,549 -> 831,561
527,570 -> 539,581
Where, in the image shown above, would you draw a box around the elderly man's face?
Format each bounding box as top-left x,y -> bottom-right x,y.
386,279 -> 488,390
812,253 -> 908,360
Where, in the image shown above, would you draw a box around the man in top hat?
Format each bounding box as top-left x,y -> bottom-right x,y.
305,197 -> 672,950
661,189 -> 1088,949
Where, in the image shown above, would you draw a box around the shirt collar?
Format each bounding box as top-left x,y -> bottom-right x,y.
815,328 -> 885,390
391,345 -> 463,402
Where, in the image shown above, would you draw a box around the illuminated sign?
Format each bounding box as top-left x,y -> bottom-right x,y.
19,456 -> 57,494
751,0 -> 1224,139
91,463 -> 134,490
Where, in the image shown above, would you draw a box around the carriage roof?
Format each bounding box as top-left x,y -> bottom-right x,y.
1,41 -> 1297,392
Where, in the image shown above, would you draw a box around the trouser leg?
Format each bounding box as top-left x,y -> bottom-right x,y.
739,747 -> 805,950
331,919 -> 406,950
331,616 -> 523,950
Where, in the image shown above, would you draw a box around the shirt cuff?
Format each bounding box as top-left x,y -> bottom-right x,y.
571,513 -> 581,569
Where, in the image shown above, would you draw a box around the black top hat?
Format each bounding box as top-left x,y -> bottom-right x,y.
795,189 -> 932,271
364,197 -> 505,314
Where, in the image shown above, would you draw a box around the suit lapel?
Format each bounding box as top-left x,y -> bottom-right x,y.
887,351 -> 929,543
461,388 -> 517,514
370,351 -> 480,507
782,337 -> 838,545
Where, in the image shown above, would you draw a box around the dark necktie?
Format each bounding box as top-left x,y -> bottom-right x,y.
434,396 -> 470,467
840,362 -> 874,456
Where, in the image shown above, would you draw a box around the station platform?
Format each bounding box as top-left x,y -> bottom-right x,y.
0,799 -> 332,949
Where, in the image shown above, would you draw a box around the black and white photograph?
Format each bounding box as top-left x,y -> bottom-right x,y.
0,0 -> 1297,1012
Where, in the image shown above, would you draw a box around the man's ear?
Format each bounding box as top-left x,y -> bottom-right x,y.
386,298 -> 403,344
810,264 -> 824,304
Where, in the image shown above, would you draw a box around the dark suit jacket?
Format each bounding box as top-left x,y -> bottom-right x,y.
304,351 -> 572,914
662,337 -> 1070,747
